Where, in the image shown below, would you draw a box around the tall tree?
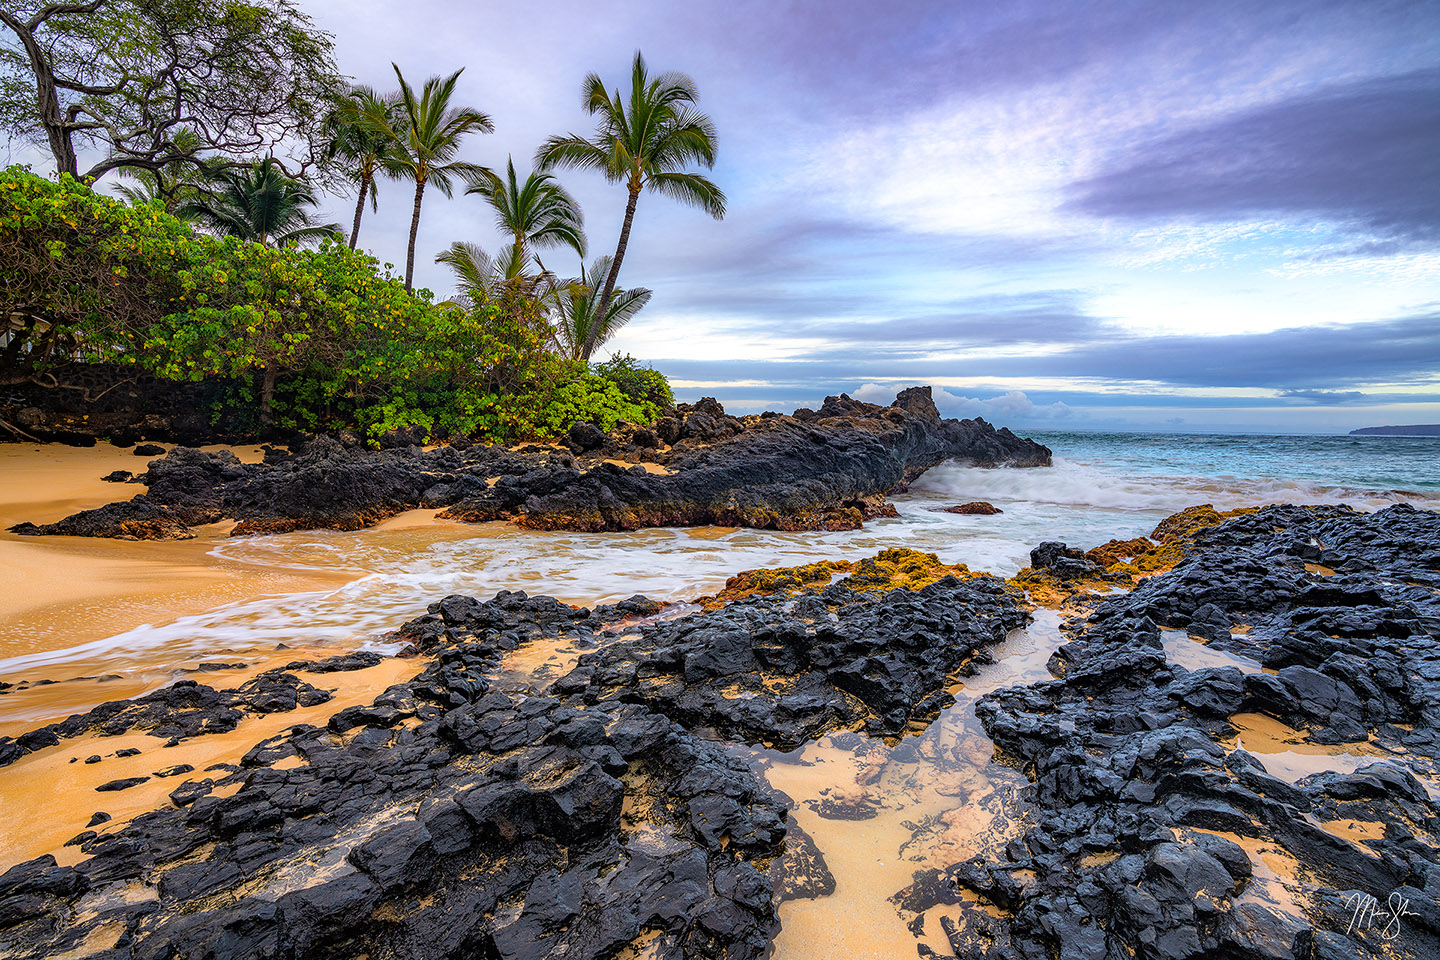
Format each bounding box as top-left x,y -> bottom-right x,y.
0,0 -> 341,183
383,64 -> 493,292
549,255 -> 651,361
465,156 -> 585,275
535,50 -> 724,360
323,84 -> 398,249
178,158 -> 340,248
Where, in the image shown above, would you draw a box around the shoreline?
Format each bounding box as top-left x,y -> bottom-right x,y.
2,438 -> 1438,958
0,444 -> 364,666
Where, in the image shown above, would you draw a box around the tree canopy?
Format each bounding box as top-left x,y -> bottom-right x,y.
0,0 -> 342,183
536,50 -> 724,359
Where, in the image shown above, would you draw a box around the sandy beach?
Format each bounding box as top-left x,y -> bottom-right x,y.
0,444 -> 361,666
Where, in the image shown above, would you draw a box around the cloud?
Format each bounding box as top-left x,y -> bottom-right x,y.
1003,312 -> 1440,390
1071,69 -> 1440,244
1278,390 -> 1370,404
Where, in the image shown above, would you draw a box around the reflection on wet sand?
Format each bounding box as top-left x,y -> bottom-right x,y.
743,611 -> 1065,959
0,443 -> 361,672
1161,628 -> 1268,674
1222,712 -> 1389,784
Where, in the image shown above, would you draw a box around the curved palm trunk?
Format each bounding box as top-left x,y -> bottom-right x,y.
584,186 -> 640,361
349,172 -> 371,250
405,178 -> 426,292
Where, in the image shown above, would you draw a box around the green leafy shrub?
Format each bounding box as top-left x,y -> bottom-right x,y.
532,373 -> 665,436
0,167 -> 675,444
595,353 -> 674,410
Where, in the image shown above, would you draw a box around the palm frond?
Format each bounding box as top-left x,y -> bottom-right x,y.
647,170 -> 726,219
535,134 -> 611,175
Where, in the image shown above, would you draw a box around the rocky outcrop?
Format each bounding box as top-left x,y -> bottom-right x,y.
0,593 -> 793,960
9,389 -> 1050,540
0,548 -> 1035,959
556,571 -> 1028,750
5,505 -> 1439,959
939,501 -> 1003,515
0,654 -> 383,768
940,504 -> 1440,960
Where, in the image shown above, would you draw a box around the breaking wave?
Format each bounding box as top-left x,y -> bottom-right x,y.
912,456 -> 1438,514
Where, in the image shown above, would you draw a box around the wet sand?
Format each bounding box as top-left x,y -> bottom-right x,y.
753,611 -> 1064,959
0,444 -> 361,664
0,655 -> 418,870
1222,712 -> 1390,784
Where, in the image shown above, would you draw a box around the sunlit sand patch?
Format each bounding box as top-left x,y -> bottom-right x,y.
0,655 -> 417,871
601,459 -> 674,475
1314,817 -> 1386,856
612,929 -> 666,960
1079,850 -> 1121,869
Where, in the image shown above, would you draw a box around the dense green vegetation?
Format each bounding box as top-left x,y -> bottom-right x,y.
4,2 -> 722,445
0,167 -> 670,442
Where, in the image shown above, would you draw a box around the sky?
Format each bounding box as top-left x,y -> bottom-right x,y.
19,0 -> 1440,433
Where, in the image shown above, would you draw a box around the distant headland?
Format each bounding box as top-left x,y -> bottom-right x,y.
1349,424 -> 1440,436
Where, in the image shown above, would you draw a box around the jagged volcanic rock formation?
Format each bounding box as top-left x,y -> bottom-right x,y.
556,573 -> 1028,750
7,388 -> 1050,540
0,560 -> 1028,959
0,656 -> 373,769
933,504 -> 1440,960
0,594 -> 791,960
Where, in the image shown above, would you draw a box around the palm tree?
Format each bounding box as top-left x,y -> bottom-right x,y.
178,159 -> 341,247
435,240 -> 528,306
383,64 -> 494,292
465,156 -> 586,273
549,255 -> 651,361
535,50 -> 724,359
323,84 -> 399,249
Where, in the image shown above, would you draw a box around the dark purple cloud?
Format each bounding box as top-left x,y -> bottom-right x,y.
1071,68 -> 1440,242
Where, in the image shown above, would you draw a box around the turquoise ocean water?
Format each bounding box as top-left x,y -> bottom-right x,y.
1027,430 -> 1440,497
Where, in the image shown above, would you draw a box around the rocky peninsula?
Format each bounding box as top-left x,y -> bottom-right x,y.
7,388 -> 1050,540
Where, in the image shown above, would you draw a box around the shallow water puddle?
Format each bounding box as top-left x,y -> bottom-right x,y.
1187,827 -> 1308,917
1222,712 -> 1390,785
739,610 -> 1066,959
1161,628 -> 1267,674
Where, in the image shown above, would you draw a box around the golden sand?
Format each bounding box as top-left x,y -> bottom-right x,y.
0,655 -> 417,870
0,444 -> 360,663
